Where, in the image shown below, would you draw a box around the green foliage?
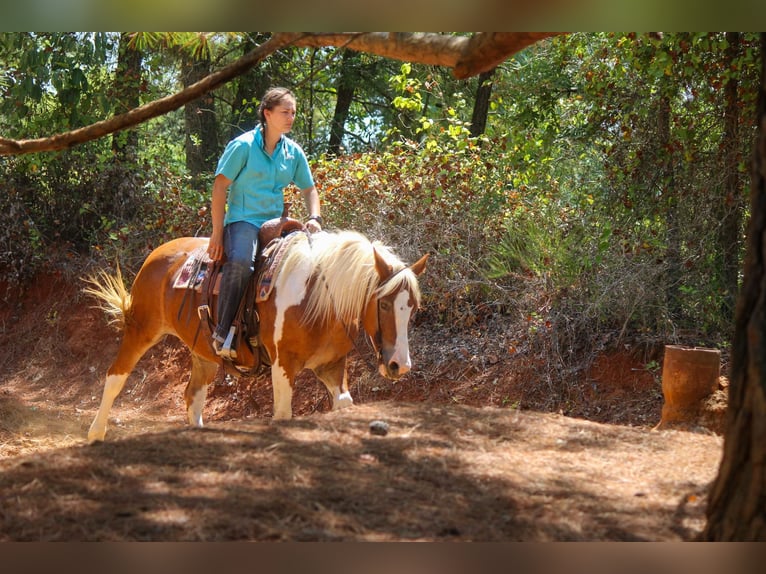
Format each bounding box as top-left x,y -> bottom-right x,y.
384,61 -> 473,150
306,32 -> 758,384
0,32 -> 200,281
0,33 -> 114,135
486,203 -> 592,289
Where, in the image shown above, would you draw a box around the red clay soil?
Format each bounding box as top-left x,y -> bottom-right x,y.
0,276 -> 724,541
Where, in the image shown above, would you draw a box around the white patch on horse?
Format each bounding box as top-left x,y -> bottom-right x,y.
385,289 -> 414,377
273,256 -> 313,348
335,390 -> 353,409
270,258 -> 312,420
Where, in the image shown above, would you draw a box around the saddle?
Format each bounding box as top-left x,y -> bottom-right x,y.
191,216 -> 306,376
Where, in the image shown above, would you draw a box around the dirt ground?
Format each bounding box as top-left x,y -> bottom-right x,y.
0,276 -> 724,541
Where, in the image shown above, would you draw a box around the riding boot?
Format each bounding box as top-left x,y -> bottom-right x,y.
214,260 -> 253,358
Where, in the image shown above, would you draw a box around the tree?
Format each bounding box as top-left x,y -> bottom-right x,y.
656,53 -> 682,322
99,33 -> 144,223
328,49 -> 360,155
0,33 -> 300,155
703,32 -> 766,541
181,49 -> 219,183
718,32 -> 743,319
110,33 -> 142,162
229,33 -> 272,138
470,68 -> 495,137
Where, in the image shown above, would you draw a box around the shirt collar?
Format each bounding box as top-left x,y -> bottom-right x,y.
255,125 -> 285,154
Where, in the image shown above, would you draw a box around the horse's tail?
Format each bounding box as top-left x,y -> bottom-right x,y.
82,264 -> 133,330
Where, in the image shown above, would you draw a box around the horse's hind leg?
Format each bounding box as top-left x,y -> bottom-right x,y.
184,355 -> 219,428
315,357 -> 354,411
88,331 -> 161,443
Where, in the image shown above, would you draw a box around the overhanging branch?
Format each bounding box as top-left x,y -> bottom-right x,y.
0,33 -> 303,156
0,32 -> 560,156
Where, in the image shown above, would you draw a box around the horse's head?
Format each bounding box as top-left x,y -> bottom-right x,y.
363,248 -> 429,380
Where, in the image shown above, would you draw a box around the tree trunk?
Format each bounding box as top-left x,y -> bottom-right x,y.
328,50 -> 360,155
659,89 -> 682,321
230,33 -> 272,139
703,32 -> 766,541
656,345 -> 721,428
470,68 -> 495,137
306,48 -> 318,155
111,33 -> 142,162
181,51 -> 219,184
101,33 -> 143,221
718,32 -> 743,322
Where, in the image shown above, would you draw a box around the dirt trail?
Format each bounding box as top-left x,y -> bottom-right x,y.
0,277 -> 723,540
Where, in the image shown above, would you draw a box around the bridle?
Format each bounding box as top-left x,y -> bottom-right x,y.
316,257 -> 411,374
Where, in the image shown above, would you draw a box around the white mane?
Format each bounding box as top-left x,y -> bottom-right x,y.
277,230 -> 421,327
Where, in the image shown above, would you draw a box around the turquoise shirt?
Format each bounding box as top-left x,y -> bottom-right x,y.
215,126 -> 314,228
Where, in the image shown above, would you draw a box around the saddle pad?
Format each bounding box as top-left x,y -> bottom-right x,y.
256,231 -> 302,302
173,246 -> 212,290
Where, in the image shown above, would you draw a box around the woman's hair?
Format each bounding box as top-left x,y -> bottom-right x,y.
258,87 -> 296,125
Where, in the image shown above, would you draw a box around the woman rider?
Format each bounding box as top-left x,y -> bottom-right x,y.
207,87 -> 322,359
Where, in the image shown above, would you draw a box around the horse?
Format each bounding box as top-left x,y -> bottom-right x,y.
83,227 -> 428,442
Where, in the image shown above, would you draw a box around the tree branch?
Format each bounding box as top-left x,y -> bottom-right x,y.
290,32 -> 468,69
453,32 -> 561,79
290,32 -> 561,78
0,33 -> 303,156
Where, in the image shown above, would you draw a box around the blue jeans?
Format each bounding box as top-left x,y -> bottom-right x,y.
214,221 -> 260,341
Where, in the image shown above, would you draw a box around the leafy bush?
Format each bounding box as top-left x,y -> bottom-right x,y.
0,135 -> 207,284
307,131 -> 522,328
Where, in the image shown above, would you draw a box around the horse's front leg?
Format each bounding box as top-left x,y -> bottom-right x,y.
315,357 -> 354,411
271,359 -> 296,420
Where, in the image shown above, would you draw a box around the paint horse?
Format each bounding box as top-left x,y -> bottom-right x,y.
84,228 -> 428,442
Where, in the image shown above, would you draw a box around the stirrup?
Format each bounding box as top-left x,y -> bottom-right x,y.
214,326 -> 238,360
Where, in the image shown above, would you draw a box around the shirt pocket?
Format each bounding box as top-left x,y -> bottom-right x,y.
274,160 -> 294,188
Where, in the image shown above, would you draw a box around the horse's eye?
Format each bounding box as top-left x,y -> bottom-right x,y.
379,300 -> 392,312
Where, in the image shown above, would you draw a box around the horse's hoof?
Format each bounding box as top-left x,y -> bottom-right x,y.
335,392 -> 354,410
87,433 -> 105,444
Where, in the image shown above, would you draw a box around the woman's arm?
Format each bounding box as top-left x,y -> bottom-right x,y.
207,173 -> 231,260
301,185 -> 322,232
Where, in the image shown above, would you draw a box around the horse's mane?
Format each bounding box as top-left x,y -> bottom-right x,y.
278,230 -> 421,327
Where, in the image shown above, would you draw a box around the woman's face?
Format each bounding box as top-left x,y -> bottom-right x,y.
264,97 -> 297,135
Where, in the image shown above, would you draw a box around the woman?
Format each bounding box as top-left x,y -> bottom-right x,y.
207,87 -> 323,359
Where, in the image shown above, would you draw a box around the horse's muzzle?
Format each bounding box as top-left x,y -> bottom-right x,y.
379,357 -> 411,380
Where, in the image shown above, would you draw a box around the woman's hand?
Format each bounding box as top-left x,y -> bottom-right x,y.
306,218 -> 322,233
207,231 -> 224,261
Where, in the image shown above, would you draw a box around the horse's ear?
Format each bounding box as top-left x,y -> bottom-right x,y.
409,253 -> 429,276
373,246 -> 394,280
